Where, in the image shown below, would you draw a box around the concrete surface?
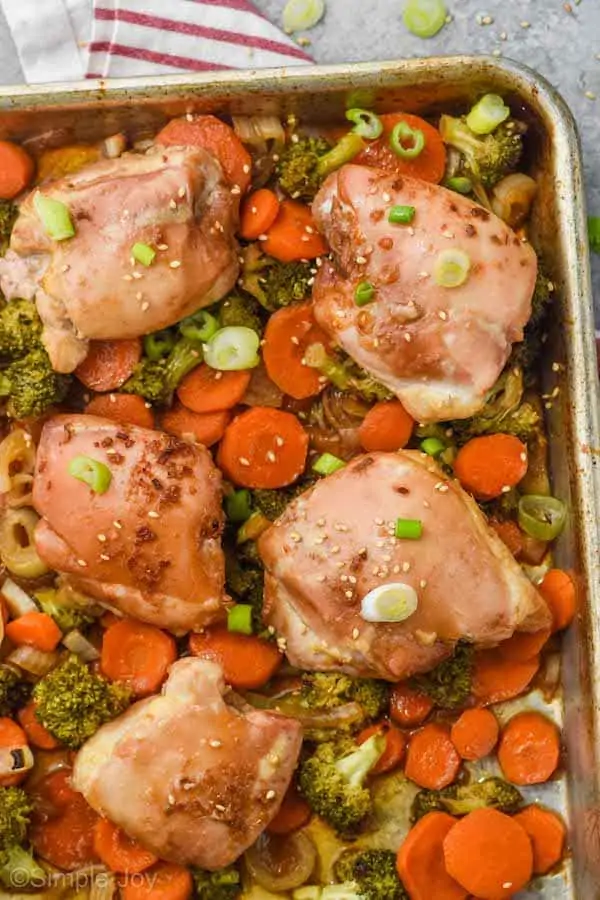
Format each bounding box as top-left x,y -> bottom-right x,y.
0,0 -> 599,321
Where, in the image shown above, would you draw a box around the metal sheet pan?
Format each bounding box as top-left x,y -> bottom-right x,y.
0,56 -> 599,899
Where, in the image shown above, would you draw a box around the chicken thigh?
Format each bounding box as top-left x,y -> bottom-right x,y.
73,658 -> 303,869
259,451 -> 550,681
0,146 -> 239,372
311,165 -> 537,422
32,414 -> 226,634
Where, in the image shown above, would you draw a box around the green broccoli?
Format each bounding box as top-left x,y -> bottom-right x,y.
411,777 -> 524,823
225,541 -> 264,627
509,270 -> 553,376
334,849 -> 408,900
298,734 -> 385,834
0,299 -> 43,362
0,202 -> 17,257
0,665 -> 31,717
0,347 -> 70,418
219,294 -> 264,335
241,245 -> 315,312
276,133 -> 366,201
33,654 -> 131,749
192,864 -> 241,899
412,642 -> 473,709
123,336 -> 203,405
299,673 -> 389,722
0,786 -> 46,890
34,587 -> 95,634
439,114 -> 524,189
305,343 -> 392,403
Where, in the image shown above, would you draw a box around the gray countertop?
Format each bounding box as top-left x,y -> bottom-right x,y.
0,0 -> 599,321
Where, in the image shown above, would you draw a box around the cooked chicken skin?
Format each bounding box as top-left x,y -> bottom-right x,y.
32,415 -> 226,634
73,658 -> 303,869
312,165 -> 537,422
259,452 -> 550,680
0,146 -> 239,372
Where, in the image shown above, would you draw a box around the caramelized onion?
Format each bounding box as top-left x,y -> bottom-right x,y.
245,831 -> 317,892
232,115 -> 286,188
491,173 -> 538,228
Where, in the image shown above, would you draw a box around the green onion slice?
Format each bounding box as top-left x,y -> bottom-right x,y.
312,452 -> 346,476
68,456 -> 112,494
204,326 -> 260,371
144,330 -> 176,361
131,242 -> 156,266
421,437 -> 445,457
33,192 -> 75,242
355,281 -> 376,306
445,176 -> 473,195
466,94 -> 511,136
317,133 -> 365,178
226,489 -> 253,523
390,121 -> 425,160
518,495 -> 567,542
227,604 -> 254,635
361,583 -> 419,623
282,0 -> 325,33
179,311 -> 220,343
389,205 -> 416,225
433,249 -> 471,288
403,0 -> 447,38
395,518 -> 423,540
345,108 -> 383,140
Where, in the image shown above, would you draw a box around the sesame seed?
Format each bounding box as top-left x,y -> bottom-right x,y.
266,451 -> 277,463
243,163 -> 251,174
382,554 -> 392,563
420,579 -> 428,588
275,436 -> 285,447
231,184 -> 242,195
132,271 -> 143,280
177,186 -> 187,199
382,192 -> 391,202
169,198 -> 178,210
423,500 -> 431,508
157,243 -> 169,251
141,302 -> 150,311
355,255 -> 367,264
290,532 -> 302,543
100,554 -> 110,561
109,394 -> 117,403
500,30 -> 507,39
186,112 -> 194,122
169,260 -> 182,269
215,804 -> 226,812
77,559 -> 87,567
392,564 -> 400,574
352,627 -> 360,640
334,523 -> 349,532
314,536 -> 326,544
113,520 -> 123,529
291,133 -> 299,144
266,790 -> 277,800
348,575 -> 357,585
61,264 -> 70,273
520,452 -> 527,462
97,534 -> 107,542
257,234 -> 268,242
501,485 -> 512,493
331,545 -> 341,554
317,574 -> 326,582
305,225 -> 314,234
122,274 -> 133,282
520,20 -> 530,28
435,482 -> 449,493
408,226 -> 415,236
585,91 -> 597,101
301,235 -> 311,243
239,457 -> 250,467
209,739 -> 222,748
148,511 -> 159,519
492,49 -> 502,57
402,561 -> 411,572
374,517 -> 384,525
105,448 -> 117,455
438,310 -> 448,320
345,590 -> 354,599
341,574 -> 348,583
135,292 -> 143,301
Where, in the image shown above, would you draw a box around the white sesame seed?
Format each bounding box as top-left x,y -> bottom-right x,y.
215,804 -> 226,812
316,574 -> 327,582
266,451 -> 277,463
231,184 -> 242,195
352,627 -> 360,639
290,532 -> 302,543
585,91 -> 597,101
100,554 -> 110,561
132,271 -> 143,280
501,485 -> 512,493
186,112 -> 194,122
404,333 -> 412,343
239,457 -> 250,467
408,226 -> 415,236
301,235 -> 311,243
348,575 -> 357,585
169,260 -> 182,269
420,579 -> 427,589
209,739 -> 222,748
438,310 -> 448,320
520,452 -> 527,462
435,482 -> 449,493
355,255 -> 367,265
402,561 -> 411,572
169,198 -> 178,210
135,292 -> 143,301
257,234 -> 268,242
392,564 -> 400,574
243,163 -> 251,174
109,394 -> 117,404
374,517 -> 384,525
331,545 -> 340,554
97,534 -> 107,542
157,243 -> 169,251
113,520 -> 123,529
61,264 -> 70,273
77,559 -> 87,567
520,20 -> 530,28
141,302 -> 150,311
148,511 -> 159,519
275,436 -> 285,447
266,790 -> 277,800
345,590 -> 354,599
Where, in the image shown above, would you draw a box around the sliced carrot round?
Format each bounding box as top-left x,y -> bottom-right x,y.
177,364 -> 252,413
157,115 -> 251,192
240,189 -> 280,240
267,785 -> 312,835
18,702 -> 60,750
263,200 -> 327,263
357,721 -> 406,774
497,711 -> 561,786
0,141 -> 35,199
75,339 -> 142,392
539,568 -> 577,632
85,394 -> 155,429
396,812 -> 468,900
496,628 -> 551,663
217,406 -> 309,489
390,683 -> 434,727
405,723 -> 461,790
513,805 -> 566,875
263,302 -> 330,400
189,627 -> 282,690
31,770 -> 99,871
358,400 -> 414,452
471,648 -> 540,707
93,818 -> 158,874
489,518 -> 524,558
162,404 -> 231,447
355,113 -> 446,184
101,618 -> 177,697
450,708 -> 499,761
453,434 -> 528,500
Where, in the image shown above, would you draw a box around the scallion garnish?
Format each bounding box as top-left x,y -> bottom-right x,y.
226,489 -> 253,523
466,94 -> 511,136
131,242 -> 156,267
445,176 -> 473,195
395,518 -> 423,540
355,281 -> 376,306
421,437 -> 445,457
68,456 -> 112,494
227,604 -> 254,635
433,249 -> 471,288
204,326 -> 260,371
403,0 -> 447,38
312,453 -> 346,476
345,108 -> 383,140
389,205 -> 416,225
517,495 -> 567,542
33,192 -> 75,242
144,330 -> 176,361
179,311 -> 220,343
390,121 -> 425,160
282,0 -> 325,33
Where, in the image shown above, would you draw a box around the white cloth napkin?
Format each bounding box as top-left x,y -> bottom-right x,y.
1,0 -> 311,83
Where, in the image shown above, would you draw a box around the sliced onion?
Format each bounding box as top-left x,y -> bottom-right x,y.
246,832 -> 317,892
103,133 -> 127,159
232,116 -> 286,149
1,577 -> 38,616
5,473 -> 34,509
491,173 -> 538,228
0,428 -> 36,494
62,630 -> 100,662
242,365 -> 284,409
7,645 -> 58,677
0,508 -> 49,578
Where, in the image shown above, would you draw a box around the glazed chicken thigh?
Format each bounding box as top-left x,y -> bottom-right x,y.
0,146 -> 239,372
73,658 -> 302,869
311,165 -> 537,422
259,451 -> 550,680
32,415 -> 226,634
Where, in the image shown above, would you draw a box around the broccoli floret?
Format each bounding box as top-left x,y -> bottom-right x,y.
276,136 -> 334,201
445,367 -> 540,445
0,299 -> 43,362
298,734 -> 385,834
241,245 -> 314,312
192,864 -> 241,899
0,347 -> 70,418
0,202 -> 18,258
305,343 -> 392,403
123,336 -> 203,405
0,665 -> 31,717
35,587 -> 95,634
33,654 -> 131,749
300,673 -> 389,722
411,777 -> 524,823
440,114 -> 524,189
509,270 -> 553,376
335,850 -> 408,900
412,642 -> 473,709
0,787 -> 46,890
219,294 -> 264,334
225,541 -> 264,628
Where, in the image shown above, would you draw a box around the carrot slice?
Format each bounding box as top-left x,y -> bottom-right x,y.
85,394 -> 155,429
453,434 -> 528,500
162,404 -> 231,447
390,683 -> 434,728
0,718 -> 29,786
121,862 -> 193,900
267,785 -> 312,835
177,364 -> 252,413
496,628 -> 551,663
5,611 -> 62,652
357,721 -> 406,774
355,113 -> 447,184
31,769 -> 99,870
405,723 -> 461,790
443,807 -> 533,899
18,702 -> 60,750
498,711 -> 561,786
101,618 -> 177,697
450,708 -> 499,761
513,805 -> 566,875
156,114 -> 251,192
75,339 -> 142,392
240,188 -> 281,240
263,200 -> 327,263
358,400 -> 414,452
262,302 -> 330,400
471,648 -> 540,707
0,140 -> 35,199
189,628 -> 282,690
93,818 -> 158,874
539,568 -> 577,632
217,406 -> 309,489
396,812 -> 468,900
489,518 -> 524,558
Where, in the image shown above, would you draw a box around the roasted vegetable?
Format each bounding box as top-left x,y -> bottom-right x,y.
241,245 -> 314,312
439,114 -> 524,189
275,134 -> 364,201
0,786 -> 45,890
225,540 -> 264,627
335,849 -> 408,900
35,587 -> 95,634
299,672 -> 389,723
509,270 -> 554,376
0,665 -> 31,717
412,642 -> 473,709
0,347 -> 70,418
305,343 -> 392,403
411,777 -> 524,822
192,864 -> 241,899
123,335 -> 203,405
0,300 -> 42,363
0,202 -> 18,257
219,294 -> 264,335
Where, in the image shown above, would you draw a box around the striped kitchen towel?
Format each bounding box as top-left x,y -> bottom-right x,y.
0,0 -> 312,84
